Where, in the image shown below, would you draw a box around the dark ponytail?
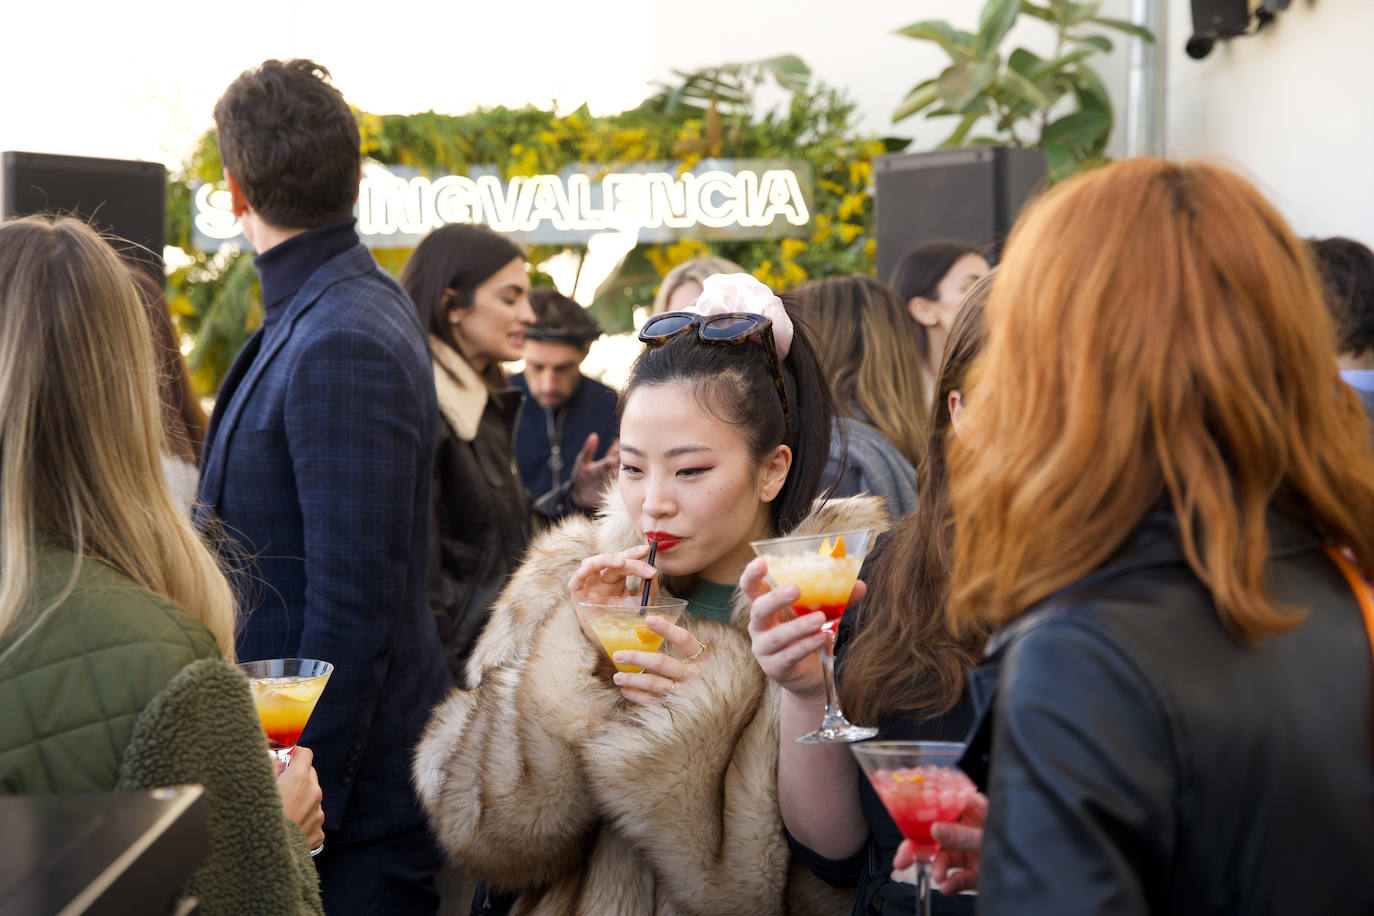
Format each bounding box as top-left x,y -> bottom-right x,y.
622,302 -> 835,536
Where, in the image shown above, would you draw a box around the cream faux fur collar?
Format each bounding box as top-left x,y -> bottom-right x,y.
429,334 -> 486,442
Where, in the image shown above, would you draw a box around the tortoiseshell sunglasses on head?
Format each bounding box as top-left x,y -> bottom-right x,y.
638,311 -> 791,429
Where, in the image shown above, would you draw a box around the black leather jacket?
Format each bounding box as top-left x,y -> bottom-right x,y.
428,387 -> 531,686
966,510 -> 1374,915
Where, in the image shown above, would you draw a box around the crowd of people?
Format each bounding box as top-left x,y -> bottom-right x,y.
2,56 -> 1374,916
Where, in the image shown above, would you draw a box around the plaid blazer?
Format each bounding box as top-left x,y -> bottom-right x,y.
198,242 -> 452,843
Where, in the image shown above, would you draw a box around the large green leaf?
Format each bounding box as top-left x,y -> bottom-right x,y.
1031,48 -> 1095,79
937,57 -> 1000,111
760,55 -> 812,92
1043,108 -> 1111,153
1042,139 -> 1078,182
1057,2 -> 1100,26
975,0 -> 1022,58
1074,67 -> 1113,115
940,113 -> 983,148
1088,16 -> 1155,41
1076,34 -> 1113,52
1000,69 -> 1051,108
1008,47 -> 1045,75
1019,1 -> 1055,24
893,83 -> 941,123
897,20 -> 976,59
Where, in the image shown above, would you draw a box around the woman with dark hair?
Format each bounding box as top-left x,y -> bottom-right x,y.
746,276 -> 993,916
888,242 -> 989,393
414,273 -> 888,915
401,224 -> 607,684
940,159 -> 1374,912
788,275 -> 927,521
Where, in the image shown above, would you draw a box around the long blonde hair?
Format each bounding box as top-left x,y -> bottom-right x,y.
788,275 -> 928,469
948,159 -> 1374,640
0,217 -> 237,659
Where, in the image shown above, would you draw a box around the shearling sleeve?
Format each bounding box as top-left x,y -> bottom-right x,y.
117,658 -> 323,916
413,589 -> 622,891
579,621 -> 796,914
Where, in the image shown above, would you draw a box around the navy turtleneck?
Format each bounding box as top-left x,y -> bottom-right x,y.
253,218 -> 359,341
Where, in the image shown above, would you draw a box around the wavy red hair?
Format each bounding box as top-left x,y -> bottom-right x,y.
948,159 -> 1374,639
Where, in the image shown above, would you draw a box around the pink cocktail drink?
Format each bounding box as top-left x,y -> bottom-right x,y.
851,741 -> 977,916
866,765 -> 977,862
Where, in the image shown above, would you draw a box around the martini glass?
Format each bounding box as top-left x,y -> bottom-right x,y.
238,658 -> 333,855
850,741 -> 978,916
750,528 -> 876,743
579,596 -> 688,672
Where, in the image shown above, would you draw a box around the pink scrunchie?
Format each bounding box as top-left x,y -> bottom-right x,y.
682,273 -> 795,359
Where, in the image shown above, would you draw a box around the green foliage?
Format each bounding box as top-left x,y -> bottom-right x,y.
166,59 -> 884,395
893,0 -> 1154,181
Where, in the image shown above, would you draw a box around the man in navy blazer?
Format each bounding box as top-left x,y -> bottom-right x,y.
198,59 -> 451,913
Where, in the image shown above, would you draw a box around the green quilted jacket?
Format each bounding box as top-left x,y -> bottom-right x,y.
0,547 -> 322,915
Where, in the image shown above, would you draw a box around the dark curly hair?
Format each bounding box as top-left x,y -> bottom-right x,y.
1309,236 -> 1374,358
213,59 -> 360,229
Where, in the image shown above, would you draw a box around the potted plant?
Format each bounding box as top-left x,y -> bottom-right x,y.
893,0 -> 1154,181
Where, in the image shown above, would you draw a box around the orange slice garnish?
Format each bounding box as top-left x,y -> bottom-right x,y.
818,535 -> 847,559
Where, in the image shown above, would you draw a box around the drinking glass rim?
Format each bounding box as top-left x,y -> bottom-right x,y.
749,528 -> 876,550
237,658 -> 335,679
576,596 -> 689,611
851,740 -> 968,757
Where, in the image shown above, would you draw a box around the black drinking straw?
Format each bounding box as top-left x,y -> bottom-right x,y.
639,540 -> 659,611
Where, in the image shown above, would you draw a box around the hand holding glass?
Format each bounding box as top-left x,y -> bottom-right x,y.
851,741 -> 978,916
750,529 -> 876,743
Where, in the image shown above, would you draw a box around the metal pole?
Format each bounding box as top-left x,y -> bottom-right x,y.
1125,0 -> 1168,157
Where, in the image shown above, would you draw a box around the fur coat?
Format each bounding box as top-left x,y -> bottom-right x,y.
414,491 -> 889,915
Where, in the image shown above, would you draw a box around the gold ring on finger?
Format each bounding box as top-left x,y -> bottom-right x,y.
679,658 -> 689,680
686,641 -> 707,661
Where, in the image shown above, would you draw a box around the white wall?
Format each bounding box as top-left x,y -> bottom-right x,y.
1163,0 -> 1374,242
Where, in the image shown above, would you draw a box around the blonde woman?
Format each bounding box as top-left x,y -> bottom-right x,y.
0,217 -> 323,915
650,255 -> 746,314
788,275 -> 927,521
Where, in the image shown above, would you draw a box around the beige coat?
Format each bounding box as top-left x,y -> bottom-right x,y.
413,492 -> 888,915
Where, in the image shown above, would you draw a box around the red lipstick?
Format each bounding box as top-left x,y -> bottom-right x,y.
644,532 -> 682,551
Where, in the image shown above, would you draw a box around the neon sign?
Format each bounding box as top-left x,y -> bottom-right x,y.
190,159 -> 813,251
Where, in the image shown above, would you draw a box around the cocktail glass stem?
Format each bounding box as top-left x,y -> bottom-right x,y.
796,631 -> 878,744
817,639 -> 846,731
270,747 -> 293,776
917,861 -> 932,916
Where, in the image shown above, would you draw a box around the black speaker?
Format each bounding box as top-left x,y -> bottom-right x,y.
1185,0 -> 1256,58
874,147 -> 1046,283
1,151 -> 167,279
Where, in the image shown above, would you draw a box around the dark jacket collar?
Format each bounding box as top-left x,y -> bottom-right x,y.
253,219 -> 358,339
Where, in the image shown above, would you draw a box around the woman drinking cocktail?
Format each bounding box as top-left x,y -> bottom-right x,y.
745,282 -> 993,916
415,273 -> 889,914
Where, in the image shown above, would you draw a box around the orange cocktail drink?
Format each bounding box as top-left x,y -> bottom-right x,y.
751,529 -> 877,744
238,658 -> 333,767
580,597 -> 687,673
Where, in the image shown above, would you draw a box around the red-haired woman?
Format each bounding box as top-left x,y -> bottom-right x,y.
939,159 -> 1374,912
